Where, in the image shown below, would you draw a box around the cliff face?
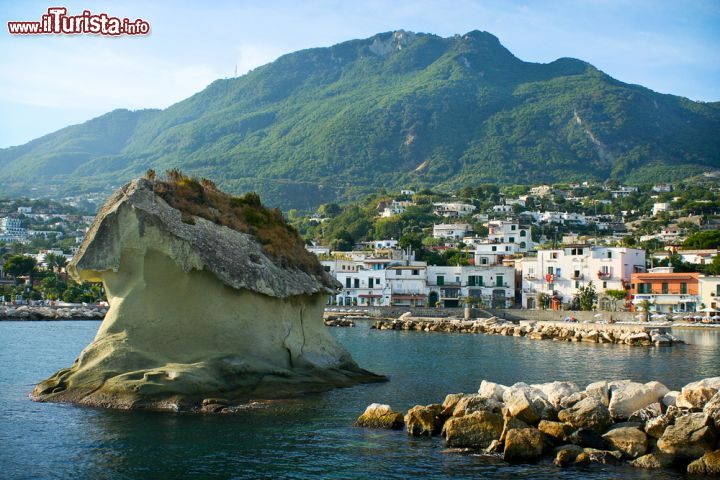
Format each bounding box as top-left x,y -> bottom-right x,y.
32,178 -> 383,410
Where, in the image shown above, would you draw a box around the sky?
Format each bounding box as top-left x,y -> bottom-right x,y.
0,0 -> 718,148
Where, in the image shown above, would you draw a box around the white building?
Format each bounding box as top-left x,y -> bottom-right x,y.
492,204 -> 514,214
473,242 -> 521,266
487,220 -> 532,252
400,189 -> 416,196
0,217 -> 27,242
520,245 -> 646,309
653,202 -> 670,216
17,207 -> 32,214
652,249 -> 718,266
652,184 -> 672,193
530,185 -> 552,197
433,202 -> 476,218
699,276 -> 720,310
386,265 -> 427,306
433,223 -> 473,240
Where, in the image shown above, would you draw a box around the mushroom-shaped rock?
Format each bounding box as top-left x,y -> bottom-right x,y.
31,177 -> 384,410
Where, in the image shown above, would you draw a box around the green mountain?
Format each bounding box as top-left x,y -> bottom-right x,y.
1,30 -> 718,209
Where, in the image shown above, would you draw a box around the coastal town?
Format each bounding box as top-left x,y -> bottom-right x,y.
2,179 -> 719,319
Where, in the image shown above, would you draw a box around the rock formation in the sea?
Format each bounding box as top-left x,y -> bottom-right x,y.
355,376 -> 720,475
31,172 -> 384,410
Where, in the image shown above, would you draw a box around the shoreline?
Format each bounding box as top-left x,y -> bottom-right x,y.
0,305 -> 106,321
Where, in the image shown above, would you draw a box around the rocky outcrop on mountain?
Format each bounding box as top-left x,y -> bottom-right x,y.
31,177 -> 383,410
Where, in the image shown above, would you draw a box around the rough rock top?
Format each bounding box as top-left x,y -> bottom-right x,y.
69,176 -> 339,298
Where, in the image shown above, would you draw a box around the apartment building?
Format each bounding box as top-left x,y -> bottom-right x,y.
521,245 -> 645,309
630,268 -> 700,313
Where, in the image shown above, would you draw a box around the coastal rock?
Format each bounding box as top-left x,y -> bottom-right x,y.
568,428 -> 607,450
601,426 -> 648,458
704,392 -> 720,426
628,402 -> 663,423
405,404 -> 445,436
441,393 -> 465,416
687,450 -> 720,476
559,391 -> 586,409
452,394 -> 502,417
31,178 -> 383,410
645,413 -> 674,439
657,413 -> 717,459
662,391 -> 679,407
538,420 -> 573,443
558,397 -> 612,433
499,417 -> 530,443
677,378 -> 720,410
532,381 -> 580,409
478,380 -> 507,402
553,445 -> 583,467
505,389 -> 542,424
630,452 -> 675,469
580,448 -> 623,465
585,381 -> 610,406
608,381 -> 669,419
355,404 -> 404,430
503,427 -> 545,462
442,411 -> 504,449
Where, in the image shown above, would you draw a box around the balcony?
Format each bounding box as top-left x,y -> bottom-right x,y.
597,271 -> 611,279
571,273 -> 583,280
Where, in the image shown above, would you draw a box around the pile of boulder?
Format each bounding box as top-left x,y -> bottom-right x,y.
324,317 -> 356,327
0,305 -> 106,320
372,317 -> 682,347
355,376 -> 720,475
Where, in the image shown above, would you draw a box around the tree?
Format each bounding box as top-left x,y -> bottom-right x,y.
574,282 -> 597,311
683,231 -> 720,249
706,255 -> 720,276
3,255 -> 36,282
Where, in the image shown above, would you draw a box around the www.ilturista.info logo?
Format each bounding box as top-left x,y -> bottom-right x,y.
8,7 -> 150,36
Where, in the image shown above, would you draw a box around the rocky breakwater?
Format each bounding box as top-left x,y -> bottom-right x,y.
31,175 -> 383,411
355,376 -> 720,475
372,316 -> 682,347
0,305 -> 107,320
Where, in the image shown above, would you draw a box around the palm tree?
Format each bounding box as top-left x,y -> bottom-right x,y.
44,253 -> 57,272
54,256 -> 68,273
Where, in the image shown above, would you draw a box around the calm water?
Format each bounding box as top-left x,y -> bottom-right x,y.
1,321 -> 718,480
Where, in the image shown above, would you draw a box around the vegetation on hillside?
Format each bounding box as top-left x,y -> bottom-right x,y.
0,31 -> 718,209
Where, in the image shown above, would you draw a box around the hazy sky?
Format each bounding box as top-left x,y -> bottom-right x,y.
0,0 -> 718,148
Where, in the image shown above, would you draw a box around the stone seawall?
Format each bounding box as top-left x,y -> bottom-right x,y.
371,317 -> 682,347
361,306 -> 639,323
0,305 -> 106,320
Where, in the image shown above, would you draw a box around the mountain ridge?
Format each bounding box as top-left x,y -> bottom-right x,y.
1,30 -> 718,208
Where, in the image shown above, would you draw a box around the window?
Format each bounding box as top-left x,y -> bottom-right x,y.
496,275 -> 504,287
505,246 -> 510,252
468,276 -> 476,286
520,230 -> 526,237
547,266 -> 554,275
509,237 -> 515,243
412,269 -> 419,276
354,279 -> 359,288
345,278 -> 351,288
511,225 -> 516,231
395,269 -> 401,276
492,246 -> 497,252
638,283 -> 651,294
662,282 -> 668,294
324,266 -> 331,272
602,281 -> 607,289
437,275 -> 445,286
607,251 -> 612,259
680,282 -> 687,294
481,257 -> 488,265
575,281 -> 580,288
369,278 -> 374,288
551,252 -> 558,259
